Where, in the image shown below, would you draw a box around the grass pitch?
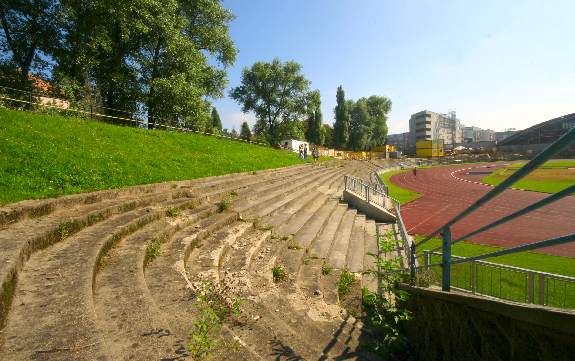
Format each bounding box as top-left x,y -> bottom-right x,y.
416,237 -> 575,309
379,169 -> 421,204
482,160 -> 575,193
0,108 -> 304,204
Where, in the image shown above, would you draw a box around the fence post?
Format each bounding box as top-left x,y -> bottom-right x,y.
365,185 -> 370,203
528,272 -> 535,303
538,274 -> 545,305
470,261 -> 476,294
424,250 -> 431,270
410,242 -> 416,281
441,226 -> 452,291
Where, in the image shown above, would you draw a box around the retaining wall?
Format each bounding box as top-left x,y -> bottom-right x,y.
399,284 -> 575,361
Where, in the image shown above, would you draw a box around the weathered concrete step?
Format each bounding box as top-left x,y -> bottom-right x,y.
233,166 -> 330,211
186,221 -> 252,282
252,168 -> 343,219
0,163 -> 312,227
0,191 -> 196,330
309,204 -> 348,258
235,166 -> 337,215
345,215 -> 366,273
0,198 -> 192,360
327,209 -> 357,270
274,191 -> 330,237
264,168 -> 343,231
144,211 -> 240,342
93,220 -> 186,360
363,220 -> 379,293
294,199 -> 340,249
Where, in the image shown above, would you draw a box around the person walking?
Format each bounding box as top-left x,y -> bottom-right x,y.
303,145 -> 308,160
312,147 -> 319,162
298,144 -> 303,160
413,166 -> 417,176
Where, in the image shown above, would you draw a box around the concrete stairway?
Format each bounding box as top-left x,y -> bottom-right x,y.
0,159 -> 387,360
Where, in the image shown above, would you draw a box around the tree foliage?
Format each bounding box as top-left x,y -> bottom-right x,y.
332,86 -> 392,151
211,107 -> 222,132
333,85 -> 349,149
305,90 -> 322,145
230,58 -> 315,145
0,0 -> 237,130
240,121 -> 251,140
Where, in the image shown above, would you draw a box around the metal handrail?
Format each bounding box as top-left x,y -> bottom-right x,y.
411,126 -> 575,292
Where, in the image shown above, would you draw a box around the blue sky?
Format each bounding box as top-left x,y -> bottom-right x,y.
213,0 -> 575,134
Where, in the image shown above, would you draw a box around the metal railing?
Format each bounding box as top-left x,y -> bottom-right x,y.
411,126 -> 575,307
422,251 -> 575,308
343,175 -> 398,213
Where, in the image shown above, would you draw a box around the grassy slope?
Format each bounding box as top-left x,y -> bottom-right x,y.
379,169 -> 421,204
482,160 -> 575,193
0,108 -> 304,204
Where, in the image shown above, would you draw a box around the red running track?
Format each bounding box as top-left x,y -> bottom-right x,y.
391,164 -> 575,257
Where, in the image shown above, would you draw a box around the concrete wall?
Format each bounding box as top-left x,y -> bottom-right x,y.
399,284 -> 575,361
342,190 -> 396,222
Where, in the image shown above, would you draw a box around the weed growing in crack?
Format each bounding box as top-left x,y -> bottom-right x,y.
56,223 -> 70,240
362,230 -> 412,358
287,239 -> 301,250
338,270 -> 354,297
281,235 -> 290,241
217,193 -> 236,213
188,282 -> 241,359
321,263 -> 333,275
272,265 -> 286,282
165,206 -> 181,218
253,217 -> 272,231
145,238 -> 162,263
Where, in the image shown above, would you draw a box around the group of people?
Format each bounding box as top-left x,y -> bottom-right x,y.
298,144 -> 319,162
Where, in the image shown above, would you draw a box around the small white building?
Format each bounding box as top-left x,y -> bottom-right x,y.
281,139 -> 310,153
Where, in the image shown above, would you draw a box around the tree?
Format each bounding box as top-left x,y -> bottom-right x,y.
230,58 -> 312,145
240,121 -> 252,140
51,0 -> 236,128
366,95 -> 392,147
333,85 -> 349,149
0,0 -> 60,85
305,90 -> 322,145
230,127 -> 238,138
211,107 -> 222,132
321,124 -> 334,147
348,99 -> 371,151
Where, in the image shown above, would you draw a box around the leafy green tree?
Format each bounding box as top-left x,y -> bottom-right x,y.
230,58 -> 312,145
321,124 -> 334,147
348,99 -> 371,151
240,121 -> 252,140
0,0 -> 60,85
211,107 -> 222,132
305,90 -> 322,145
366,95 -> 392,147
333,85 -> 349,149
52,0 -> 236,128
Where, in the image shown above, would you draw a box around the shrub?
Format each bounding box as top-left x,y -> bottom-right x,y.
272,265 -> 286,282
338,270 -> 354,297
321,263 -> 333,275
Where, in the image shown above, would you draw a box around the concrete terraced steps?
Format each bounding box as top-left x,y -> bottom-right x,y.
0,159 -> 387,360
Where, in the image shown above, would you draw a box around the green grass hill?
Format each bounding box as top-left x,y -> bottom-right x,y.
0,108 -> 304,204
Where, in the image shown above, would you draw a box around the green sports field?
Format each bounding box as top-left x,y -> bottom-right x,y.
482,160 -> 575,193
379,169 -> 421,204
416,237 -> 575,309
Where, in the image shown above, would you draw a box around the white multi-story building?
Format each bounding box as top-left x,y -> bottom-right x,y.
409,110 -> 462,149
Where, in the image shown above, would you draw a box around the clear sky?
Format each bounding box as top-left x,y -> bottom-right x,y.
213,0 -> 575,135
